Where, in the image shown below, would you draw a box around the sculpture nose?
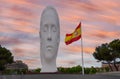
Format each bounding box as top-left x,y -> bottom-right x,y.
47,27 -> 52,41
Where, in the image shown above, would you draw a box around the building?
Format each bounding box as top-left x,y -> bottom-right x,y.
6,60 -> 28,70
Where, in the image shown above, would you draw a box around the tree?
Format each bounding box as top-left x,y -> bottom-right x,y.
109,39 -> 120,71
93,43 -> 113,71
93,39 -> 120,71
0,45 -> 14,72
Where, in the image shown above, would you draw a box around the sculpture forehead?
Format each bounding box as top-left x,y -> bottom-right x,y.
41,6 -> 59,22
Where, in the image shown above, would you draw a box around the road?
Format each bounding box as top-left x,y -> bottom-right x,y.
0,71 -> 120,79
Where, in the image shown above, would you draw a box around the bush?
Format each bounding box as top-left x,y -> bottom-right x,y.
89,67 -> 97,74
34,68 -> 41,73
84,68 -> 90,74
58,65 -> 82,73
104,67 -> 110,72
84,67 -> 97,74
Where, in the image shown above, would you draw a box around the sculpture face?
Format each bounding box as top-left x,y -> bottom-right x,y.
40,7 -> 60,61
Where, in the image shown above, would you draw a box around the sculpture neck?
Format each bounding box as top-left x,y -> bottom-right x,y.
41,58 -> 57,72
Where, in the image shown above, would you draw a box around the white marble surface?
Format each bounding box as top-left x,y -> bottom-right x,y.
40,6 -> 60,72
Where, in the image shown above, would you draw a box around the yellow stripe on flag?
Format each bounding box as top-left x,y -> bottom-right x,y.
65,22 -> 81,45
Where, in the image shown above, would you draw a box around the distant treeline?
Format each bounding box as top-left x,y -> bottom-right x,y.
2,65 -> 110,75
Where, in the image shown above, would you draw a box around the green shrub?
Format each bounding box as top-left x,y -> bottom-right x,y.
89,67 -> 97,74
104,67 -> 110,72
84,68 -> 90,74
84,67 -> 97,74
34,68 -> 41,72
58,65 -> 82,73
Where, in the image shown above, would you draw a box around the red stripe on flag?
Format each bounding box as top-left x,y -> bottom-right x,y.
75,22 -> 81,30
66,33 -> 72,36
65,35 -> 81,45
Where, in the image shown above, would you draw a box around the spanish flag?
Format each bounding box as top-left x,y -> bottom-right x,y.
65,22 -> 81,45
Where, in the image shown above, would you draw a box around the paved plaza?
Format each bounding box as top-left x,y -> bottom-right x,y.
0,71 -> 120,79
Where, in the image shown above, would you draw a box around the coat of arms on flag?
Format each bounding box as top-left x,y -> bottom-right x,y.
65,22 -> 81,45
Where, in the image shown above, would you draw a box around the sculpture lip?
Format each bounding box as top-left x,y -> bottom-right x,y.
47,46 -> 53,49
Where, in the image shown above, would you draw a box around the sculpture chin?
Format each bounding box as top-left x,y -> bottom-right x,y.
45,49 -> 55,60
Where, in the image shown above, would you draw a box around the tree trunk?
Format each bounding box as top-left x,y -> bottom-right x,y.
113,59 -> 119,71
108,62 -> 113,71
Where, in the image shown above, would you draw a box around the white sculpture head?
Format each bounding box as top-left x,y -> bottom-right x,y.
40,6 -> 60,72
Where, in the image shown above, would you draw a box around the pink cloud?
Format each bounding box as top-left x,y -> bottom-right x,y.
10,6 -> 36,19
23,59 -> 40,69
63,45 -> 95,54
0,37 -> 22,45
0,0 -> 120,69
11,22 -> 38,33
0,0 -> 43,9
58,60 -> 76,65
0,20 -> 38,34
90,30 -> 120,39
12,47 -> 27,56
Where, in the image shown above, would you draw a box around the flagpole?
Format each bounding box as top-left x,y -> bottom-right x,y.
81,22 -> 84,75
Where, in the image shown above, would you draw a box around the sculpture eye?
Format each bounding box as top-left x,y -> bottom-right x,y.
52,25 -> 56,32
43,24 -> 48,32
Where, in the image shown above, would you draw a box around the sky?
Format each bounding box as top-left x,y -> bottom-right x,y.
0,0 -> 120,69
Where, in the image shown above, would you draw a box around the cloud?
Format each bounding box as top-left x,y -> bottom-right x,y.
55,0 -> 101,12
11,23 -> 38,34
90,30 -> 120,39
0,0 -> 43,10
0,0 -> 120,69
0,17 -> 38,34
11,43 -> 40,66
10,5 -> 36,19
0,3 -> 39,34
23,59 -> 40,69
12,47 -> 27,57
0,36 -> 22,45
84,47 -> 95,53
57,0 -> 120,26
58,60 -> 76,65
12,43 -> 39,55
62,45 -> 95,54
